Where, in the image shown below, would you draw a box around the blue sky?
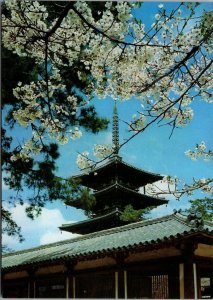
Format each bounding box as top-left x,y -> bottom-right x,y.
2,2 -> 213,251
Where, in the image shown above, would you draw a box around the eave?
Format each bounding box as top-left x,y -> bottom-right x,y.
73,155 -> 163,189
59,209 -> 125,234
66,183 -> 168,211
93,183 -> 168,210
2,215 -> 213,272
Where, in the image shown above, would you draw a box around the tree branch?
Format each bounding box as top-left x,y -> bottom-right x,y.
120,59 -> 213,149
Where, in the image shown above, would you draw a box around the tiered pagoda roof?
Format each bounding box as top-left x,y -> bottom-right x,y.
70,181 -> 167,213
60,103 -> 168,234
60,208 -> 123,234
72,154 -> 163,190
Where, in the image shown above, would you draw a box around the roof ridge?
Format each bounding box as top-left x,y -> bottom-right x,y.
72,213 -> 175,238
2,213 -> 176,258
173,213 -> 191,226
174,211 -> 213,229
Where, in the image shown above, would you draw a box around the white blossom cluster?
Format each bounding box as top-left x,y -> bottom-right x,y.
76,144 -> 114,170
2,0 -> 48,59
130,114 -> 146,132
185,142 -> 213,161
10,138 -> 44,162
10,152 -> 31,162
11,74 -> 81,159
147,176 -> 213,199
163,175 -> 179,186
2,1 -> 213,165
183,178 -> 213,197
93,144 -> 114,159
2,0 -> 134,161
198,178 -> 213,194
76,151 -> 93,170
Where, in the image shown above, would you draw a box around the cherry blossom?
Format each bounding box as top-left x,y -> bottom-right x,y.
185,142 -> 213,161
2,1 -> 212,199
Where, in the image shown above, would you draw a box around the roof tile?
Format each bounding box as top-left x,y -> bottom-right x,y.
2,213 -> 212,270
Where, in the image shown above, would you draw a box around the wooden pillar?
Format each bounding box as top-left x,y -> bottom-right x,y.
115,271 -> 118,299
193,263 -> 198,299
124,270 -> 127,299
196,263 -> 202,299
118,270 -> 125,298
66,276 -> 69,299
1,272 -> 5,297
179,263 -> 184,299
27,268 -> 37,298
114,252 -> 128,298
184,260 -> 195,298
72,276 -> 76,299
181,242 -> 198,299
65,261 -> 76,299
33,281 -> 36,298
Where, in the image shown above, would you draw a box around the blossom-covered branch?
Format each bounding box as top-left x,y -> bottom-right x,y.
2,1 -> 213,205
146,177 -> 213,200
3,1 -> 212,161
185,141 -> 213,161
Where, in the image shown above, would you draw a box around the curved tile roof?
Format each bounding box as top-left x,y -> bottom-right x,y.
73,155 -> 163,189
93,183 -> 168,209
2,213 -> 213,271
94,182 -> 167,201
59,208 -> 123,234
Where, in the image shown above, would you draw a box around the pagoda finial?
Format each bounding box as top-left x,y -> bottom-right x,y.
112,101 -> 119,154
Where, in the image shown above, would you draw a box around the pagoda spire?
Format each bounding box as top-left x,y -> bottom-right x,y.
112,101 -> 119,154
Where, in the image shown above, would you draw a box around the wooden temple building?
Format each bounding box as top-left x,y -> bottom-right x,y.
2,105 -> 213,299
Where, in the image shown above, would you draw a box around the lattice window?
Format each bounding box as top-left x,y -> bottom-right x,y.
127,272 -> 170,299
151,275 -> 169,299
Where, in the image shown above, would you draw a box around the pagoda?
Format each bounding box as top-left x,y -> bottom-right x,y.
60,104 -> 168,234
